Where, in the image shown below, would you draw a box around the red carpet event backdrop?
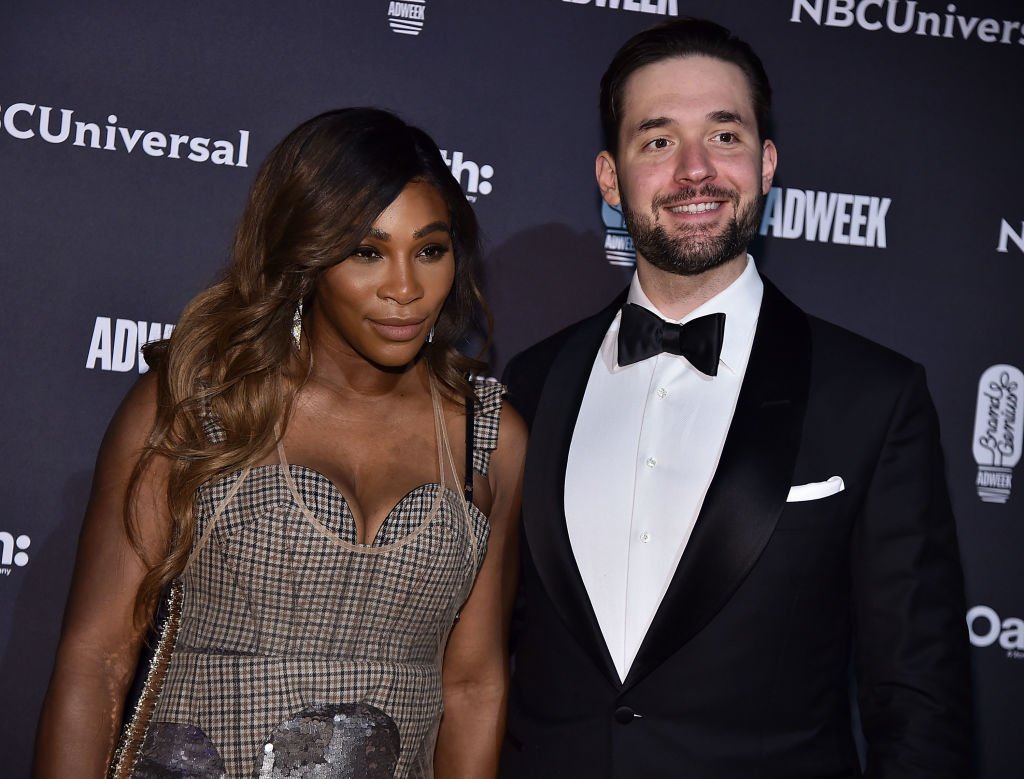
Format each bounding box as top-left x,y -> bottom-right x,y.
1,1 -> 1021,775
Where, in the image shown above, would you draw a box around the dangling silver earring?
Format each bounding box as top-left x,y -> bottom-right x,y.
426,325 -> 435,344
291,301 -> 303,350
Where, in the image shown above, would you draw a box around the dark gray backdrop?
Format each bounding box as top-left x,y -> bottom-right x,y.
2,1 -> 1021,776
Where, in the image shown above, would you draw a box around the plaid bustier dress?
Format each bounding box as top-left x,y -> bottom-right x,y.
130,379 -> 502,778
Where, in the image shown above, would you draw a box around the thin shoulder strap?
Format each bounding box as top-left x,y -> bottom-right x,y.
463,390 -> 475,503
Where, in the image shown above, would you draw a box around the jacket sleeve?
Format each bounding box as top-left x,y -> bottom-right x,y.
851,363 -> 973,778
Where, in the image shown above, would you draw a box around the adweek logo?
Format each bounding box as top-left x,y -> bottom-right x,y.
602,200 -> 636,267
0,101 -> 251,167
998,219 -> 1024,254
387,0 -> 426,36
0,532 -> 30,577
563,0 -> 679,15
86,316 -> 175,374
440,149 -> 493,202
790,1 -> 1024,46
759,187 -> 891,248
972,364 -> 1022,503
968,605 -> 1024,660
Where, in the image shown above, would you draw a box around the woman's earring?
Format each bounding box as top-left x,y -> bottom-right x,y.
291,301 -> 303,351
426,325 -> 435,344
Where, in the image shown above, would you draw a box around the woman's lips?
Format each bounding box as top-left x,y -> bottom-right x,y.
368,317 -> 427,341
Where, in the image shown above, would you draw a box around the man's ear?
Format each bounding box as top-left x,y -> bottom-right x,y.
761,140 -> 777,195
596,151 -> 621,207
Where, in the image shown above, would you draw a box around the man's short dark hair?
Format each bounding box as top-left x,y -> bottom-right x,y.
599,18 -> 773,155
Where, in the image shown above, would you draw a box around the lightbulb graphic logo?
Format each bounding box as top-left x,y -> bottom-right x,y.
973,364 -> 1023,504
602,200 -> 635,267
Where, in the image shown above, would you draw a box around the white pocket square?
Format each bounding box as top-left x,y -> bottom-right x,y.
786,476 -> 845,502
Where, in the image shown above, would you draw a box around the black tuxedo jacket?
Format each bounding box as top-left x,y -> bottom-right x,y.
500,279 -> 972,779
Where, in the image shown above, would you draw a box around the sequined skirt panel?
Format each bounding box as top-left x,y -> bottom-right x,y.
146,653 -> 439,777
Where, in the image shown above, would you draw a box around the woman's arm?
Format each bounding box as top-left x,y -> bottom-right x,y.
34,375 -> 172,778
434,403 -> 526,779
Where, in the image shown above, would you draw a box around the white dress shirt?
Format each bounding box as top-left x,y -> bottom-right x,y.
564,256 -> 763,680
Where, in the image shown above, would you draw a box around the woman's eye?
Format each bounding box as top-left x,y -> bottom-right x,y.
420,243 -> 451,261
352,246 -> 380,261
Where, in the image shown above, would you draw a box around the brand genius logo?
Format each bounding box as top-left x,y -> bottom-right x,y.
388,0 -> 426,36
972,364 -> 1022,504
0,532 -> 30,576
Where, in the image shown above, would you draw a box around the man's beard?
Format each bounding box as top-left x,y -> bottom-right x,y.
621,184 -> 765,276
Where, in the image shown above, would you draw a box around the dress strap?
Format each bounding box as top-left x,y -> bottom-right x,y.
463,391 -> 475,503
183,466 -> 252,572
432,377 -> 478,568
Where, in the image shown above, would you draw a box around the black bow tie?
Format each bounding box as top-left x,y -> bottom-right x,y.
617,304 -> 726,376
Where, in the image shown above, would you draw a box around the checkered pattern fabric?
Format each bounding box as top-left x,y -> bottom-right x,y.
140,379 -> 505,778
471,378 -> 503,476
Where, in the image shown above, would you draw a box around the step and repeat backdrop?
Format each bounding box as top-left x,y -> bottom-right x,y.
2,1 -> 1021,776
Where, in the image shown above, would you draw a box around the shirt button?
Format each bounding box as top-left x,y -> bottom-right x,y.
645,457 -> 657,468
656,387 -> 668,399
640,531 -> 651,543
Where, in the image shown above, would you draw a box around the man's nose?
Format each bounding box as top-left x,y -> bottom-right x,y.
673,142 -> 716,185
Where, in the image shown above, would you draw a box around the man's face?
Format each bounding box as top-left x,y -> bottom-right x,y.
596,55 -> 777,276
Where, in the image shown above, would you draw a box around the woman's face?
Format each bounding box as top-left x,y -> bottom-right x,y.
311,180 -> 456,369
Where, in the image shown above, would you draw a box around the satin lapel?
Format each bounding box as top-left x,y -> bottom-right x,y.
622,280 -> 812,690
521,294 -> 625,688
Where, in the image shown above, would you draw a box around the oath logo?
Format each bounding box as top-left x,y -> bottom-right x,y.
602,200 -> 636,267
998,219 -> 1024,254
0,532 -> 30,577
440,150 -> 493,202
790,1 -> 1024,46
973,364 -> 1022,503
1,101 -> 251,167
86,316 -> 176,375
967,605 -> 1024,659
562,0 -> 679,16
759,187 -> 891,248
387,0 -> 426,36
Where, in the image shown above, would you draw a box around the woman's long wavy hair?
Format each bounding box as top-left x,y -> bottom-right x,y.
127,108 -> 489,624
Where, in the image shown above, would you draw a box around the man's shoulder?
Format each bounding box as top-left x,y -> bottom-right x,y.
805,312 -> 918,382
763,276 -> 919,382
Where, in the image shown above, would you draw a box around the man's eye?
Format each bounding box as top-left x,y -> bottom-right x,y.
647,137 -> 670,150
715,132 -> 738,144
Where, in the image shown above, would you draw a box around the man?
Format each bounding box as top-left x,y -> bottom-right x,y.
501,18 -> 971,779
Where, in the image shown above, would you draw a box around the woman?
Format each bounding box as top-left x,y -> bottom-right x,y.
34,108 -> 525,778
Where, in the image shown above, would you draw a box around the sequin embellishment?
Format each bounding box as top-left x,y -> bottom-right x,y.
133,722 -> 226,777
257,703 -> 400,778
